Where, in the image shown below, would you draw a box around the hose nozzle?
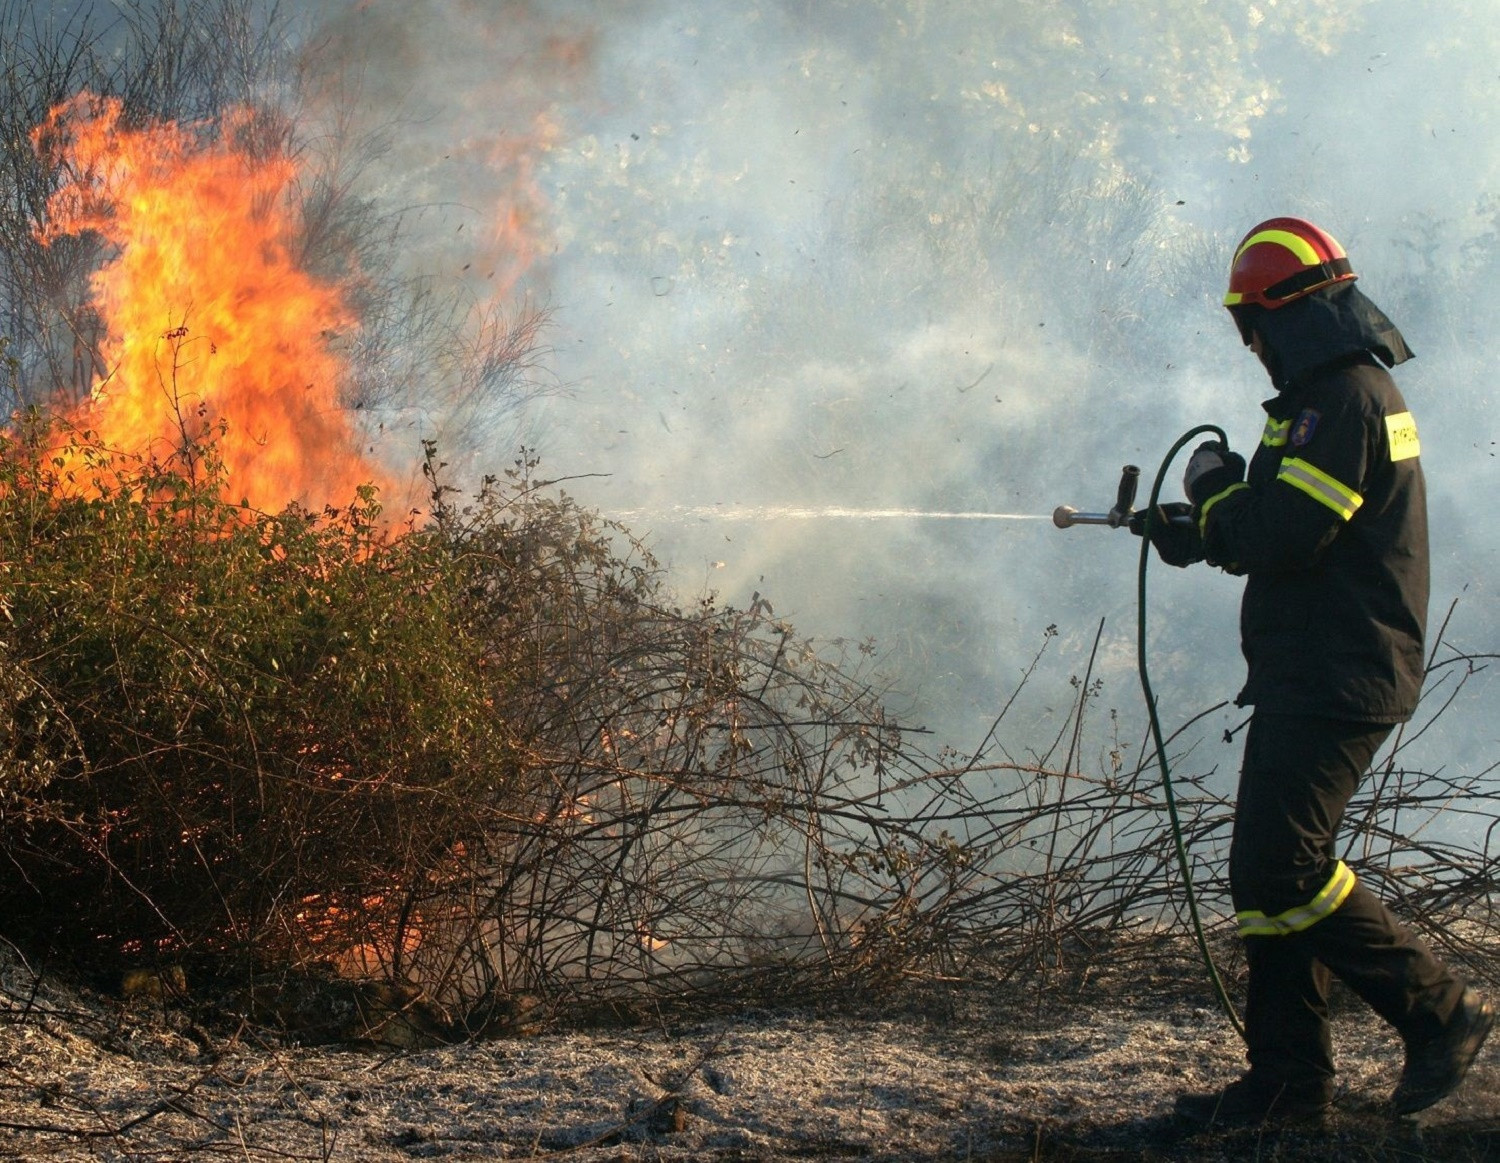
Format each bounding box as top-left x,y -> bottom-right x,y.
1053,465 -> 1142,530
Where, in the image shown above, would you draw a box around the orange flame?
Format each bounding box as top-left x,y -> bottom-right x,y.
34,94 -> 396,513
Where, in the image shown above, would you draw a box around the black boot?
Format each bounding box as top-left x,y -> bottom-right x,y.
1175,1074 -> 1332,1130
1391,986 -> 1494,1115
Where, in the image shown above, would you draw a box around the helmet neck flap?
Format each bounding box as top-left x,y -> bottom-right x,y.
1232,282 -> 1413,393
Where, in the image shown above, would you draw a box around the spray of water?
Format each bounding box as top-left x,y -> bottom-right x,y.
612,505 -> 1050,524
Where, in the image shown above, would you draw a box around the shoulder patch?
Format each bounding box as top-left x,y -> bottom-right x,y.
1289,408 -> 1321,448
1385,411 -> 1421,462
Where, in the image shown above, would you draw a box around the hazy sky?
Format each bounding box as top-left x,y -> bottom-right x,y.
291,1 -> 1500,777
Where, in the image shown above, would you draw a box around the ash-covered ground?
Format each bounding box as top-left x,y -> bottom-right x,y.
2,940 -> 1498,1162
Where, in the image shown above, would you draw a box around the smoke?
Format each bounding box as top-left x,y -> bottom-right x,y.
295,1 -> 1498,765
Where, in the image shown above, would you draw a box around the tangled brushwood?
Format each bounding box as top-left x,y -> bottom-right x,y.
0,410 -> 944,1026
1,412 -> 1499,1042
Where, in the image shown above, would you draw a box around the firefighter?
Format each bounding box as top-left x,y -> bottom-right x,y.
1135,216 -> 1492,1128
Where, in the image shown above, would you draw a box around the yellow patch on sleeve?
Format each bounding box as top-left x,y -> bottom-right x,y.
1385,411 -> 1420,462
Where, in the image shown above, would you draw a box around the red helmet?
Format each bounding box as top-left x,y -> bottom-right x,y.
1223,217 -> 1357,310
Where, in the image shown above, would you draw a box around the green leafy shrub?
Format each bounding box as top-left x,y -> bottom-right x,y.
0,414 -> 529,976
0,412 -> 933,1015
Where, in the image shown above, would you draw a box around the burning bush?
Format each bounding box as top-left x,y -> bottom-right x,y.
0,414 -> 514,970
0,413 -> 944,1018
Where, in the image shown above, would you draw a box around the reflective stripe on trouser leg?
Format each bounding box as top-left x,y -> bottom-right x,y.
1238,855 -> 1350,1086
1237,860 -> 1357,937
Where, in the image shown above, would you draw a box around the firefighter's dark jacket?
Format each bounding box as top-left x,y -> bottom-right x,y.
1201,283 -> 1427,723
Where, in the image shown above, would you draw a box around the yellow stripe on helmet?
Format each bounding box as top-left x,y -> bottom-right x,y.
1233,228 -> 1333,268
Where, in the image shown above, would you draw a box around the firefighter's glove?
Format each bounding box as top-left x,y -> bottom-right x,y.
1183,441 -> 1246,507
1128,502 -> 1202,568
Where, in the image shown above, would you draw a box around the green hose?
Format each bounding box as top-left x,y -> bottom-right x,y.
1136,425 -> 1247,1041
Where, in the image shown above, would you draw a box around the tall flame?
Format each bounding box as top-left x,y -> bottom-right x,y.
34,94 -> 395,513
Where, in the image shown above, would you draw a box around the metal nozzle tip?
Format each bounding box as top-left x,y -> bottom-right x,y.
1052,505 -> 1077,529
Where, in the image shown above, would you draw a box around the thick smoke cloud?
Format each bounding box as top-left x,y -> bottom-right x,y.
291,3 -> 1500,774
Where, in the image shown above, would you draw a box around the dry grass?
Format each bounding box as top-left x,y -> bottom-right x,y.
3,933 -> 1500,1162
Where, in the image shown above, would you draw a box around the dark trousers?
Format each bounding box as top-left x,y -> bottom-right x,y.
1229,713 -> 1464,1087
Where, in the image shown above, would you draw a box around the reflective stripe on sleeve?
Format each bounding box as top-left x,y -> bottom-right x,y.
1262,418 -> 1291,448
1277,457 -> 1363,520
1237,860 -> 1357,938
1196,480 -> 1249,536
